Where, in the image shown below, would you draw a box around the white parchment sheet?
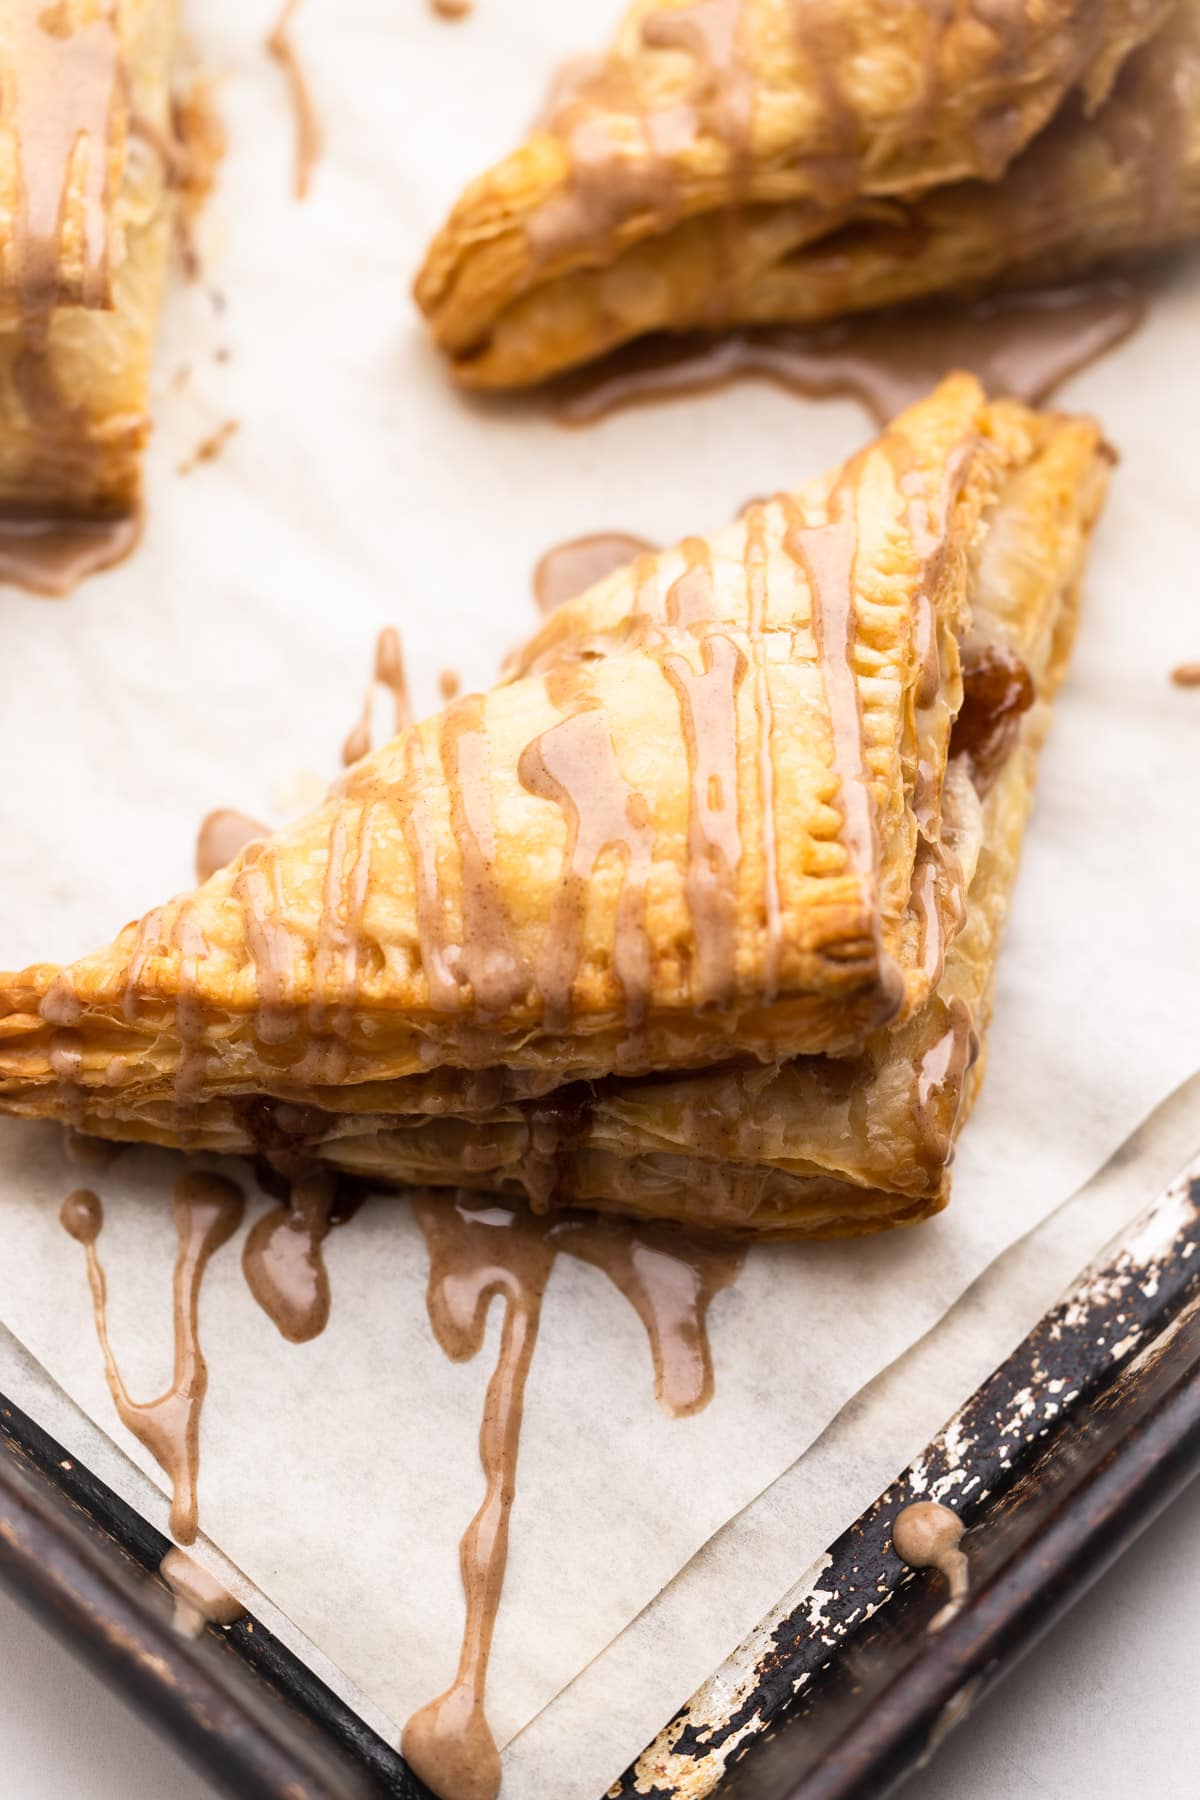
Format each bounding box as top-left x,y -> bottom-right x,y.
0,4 -> 1198,1795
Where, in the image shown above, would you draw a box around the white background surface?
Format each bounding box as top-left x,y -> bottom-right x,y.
2,1480 -> 1198,1798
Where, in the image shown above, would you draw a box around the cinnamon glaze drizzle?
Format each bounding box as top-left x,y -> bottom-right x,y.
266,0 -> 323,201
60,1175 -> 245,1544
195,808 -> 268,883
441,695 -> 530,1015
661,633 -> 748,1006
518,705 -> 655,1032
10,0 -> 119,312
533,532 -> 657,614
402,1193 -> 743,1800
342,626 -> 411,766
785,491 -> 876,876
530,0 -> 754,264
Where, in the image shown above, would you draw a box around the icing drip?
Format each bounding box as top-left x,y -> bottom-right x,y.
233,852 -> 297,1046
402,1192 -> 743,1800
518,702 -> 654,1032
400,733 -> 463,1012
266,0 -> 322,200
642,0 -> 753,187
784,488 -> 877,875
533,532 -> 657,614
914,996 -> 978,1165
242,1165 -> 366,1343
195,808 -> 268,883
10,0 -> 119,311
60,1174 -> 245,1544
742,503 -> 782,998
301,798 -> 378,1083
401,1197 -> 556,1800
661,632 -> 748,1006
342,626 -> 411,766
551,1211 -> 743,1415
160,1546 -> 244,1638
441,696 -> 530,1015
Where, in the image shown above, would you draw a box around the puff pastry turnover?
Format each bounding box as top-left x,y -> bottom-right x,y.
415,0 -> 1196,388
0,0 -> 183,523
0,376 -> 1111,1235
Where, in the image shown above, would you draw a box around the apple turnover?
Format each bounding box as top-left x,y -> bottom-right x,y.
0,376 -> 1111,1234
415,0 -> 1198,389
0,0 -> 190,540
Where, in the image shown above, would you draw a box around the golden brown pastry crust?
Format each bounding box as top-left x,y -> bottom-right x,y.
0,377 -> 1007,1096
0,379 -> 1111,1237
414,0 -> 1190,389
0,0 -> 181,517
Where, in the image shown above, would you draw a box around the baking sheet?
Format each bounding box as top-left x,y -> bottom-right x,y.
0,2 -> 1198,1795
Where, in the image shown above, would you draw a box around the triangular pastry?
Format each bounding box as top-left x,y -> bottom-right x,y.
0,0 -> 202,523
414,0 -> 1190,388
0,377 -> 1111,1234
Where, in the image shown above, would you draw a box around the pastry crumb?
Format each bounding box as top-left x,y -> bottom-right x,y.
177,418 -> 240,475
1170,662 -> 1200,687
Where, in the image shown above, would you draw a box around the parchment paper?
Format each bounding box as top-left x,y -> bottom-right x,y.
0,3 -> 1197,1795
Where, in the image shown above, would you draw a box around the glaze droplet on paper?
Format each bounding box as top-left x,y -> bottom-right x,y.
892,1499 -> 970,1629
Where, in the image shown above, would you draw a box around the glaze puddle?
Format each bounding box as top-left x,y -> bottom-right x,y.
554,280 -> 1145,427
0,512 -> 141,597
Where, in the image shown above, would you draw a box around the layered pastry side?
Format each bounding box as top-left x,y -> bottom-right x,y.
415,0 -> 1200,388
0,0 -> 196,592
0,376 -> 1111,1235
